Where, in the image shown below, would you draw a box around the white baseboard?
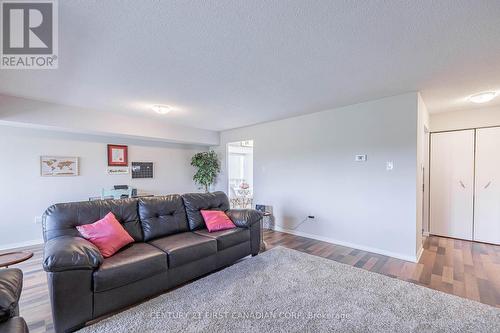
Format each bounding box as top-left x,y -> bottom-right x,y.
0,239 -> 43,251
272,226 -> 419,263
422,231 -> 430,236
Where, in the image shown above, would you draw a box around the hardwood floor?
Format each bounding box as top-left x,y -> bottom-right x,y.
3,230 -> 500,332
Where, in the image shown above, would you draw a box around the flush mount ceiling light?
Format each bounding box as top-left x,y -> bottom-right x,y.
152,105 -> 172,114
468,91 -> 497,104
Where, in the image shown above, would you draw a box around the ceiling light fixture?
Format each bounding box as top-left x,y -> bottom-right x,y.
468,91 -> 497,104
152,105 -> 172,114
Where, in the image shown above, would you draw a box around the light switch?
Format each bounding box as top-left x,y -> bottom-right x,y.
355,155 -> 367,162
386,161 -> 394,171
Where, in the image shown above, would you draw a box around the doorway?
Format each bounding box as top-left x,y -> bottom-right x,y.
429,127 -> 500,245
227,140 -> 253,208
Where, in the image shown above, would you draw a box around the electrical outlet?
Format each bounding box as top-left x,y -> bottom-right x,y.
35,216 -> 43,225
386,161 -> 394,171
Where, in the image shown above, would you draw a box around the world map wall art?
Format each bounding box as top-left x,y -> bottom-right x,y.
40,156 -> 79,177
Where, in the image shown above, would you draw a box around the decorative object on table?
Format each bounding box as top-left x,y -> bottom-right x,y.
92,187 -> 152,201
107,166 -> 129,175
40,156 -> 79,176
107,144 -> 128,166
255,205 -> 266,213
191,150 -> 220,192
0,251 -> 33,268
101,185 -> 137,199
131,162 -> 154,179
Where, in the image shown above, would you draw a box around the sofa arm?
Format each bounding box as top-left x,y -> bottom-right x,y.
43,236 -> 103,272
0,317 -> 29,333
226,209 -> 263,228
0,268 -> 23,323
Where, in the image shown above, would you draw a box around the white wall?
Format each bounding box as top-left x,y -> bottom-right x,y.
430,105 -> 500,132
214,93 -> 420,261
0,125 -> 206,249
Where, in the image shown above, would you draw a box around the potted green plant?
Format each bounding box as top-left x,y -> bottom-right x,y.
191,150 -> 221,193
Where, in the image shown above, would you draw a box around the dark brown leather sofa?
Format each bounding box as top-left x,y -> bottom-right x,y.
0,268 -> 29,333
42,192 -> 262,333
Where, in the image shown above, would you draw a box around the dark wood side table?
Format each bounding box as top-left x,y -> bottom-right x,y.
0,251 -> 33,268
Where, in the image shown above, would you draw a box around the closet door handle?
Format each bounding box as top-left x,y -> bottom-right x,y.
484,181 -> 492,189
459,180 -> 466,189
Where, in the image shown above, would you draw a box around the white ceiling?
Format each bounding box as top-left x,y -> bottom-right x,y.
1,1 -> 499,131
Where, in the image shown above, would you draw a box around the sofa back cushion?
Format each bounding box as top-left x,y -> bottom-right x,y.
138,195 -> 189,241
43,199 -> 143,242
182,192 -> 230,231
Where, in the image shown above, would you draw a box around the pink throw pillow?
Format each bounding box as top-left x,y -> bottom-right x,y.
76,212 -> 134,258
200,210 -> 236,232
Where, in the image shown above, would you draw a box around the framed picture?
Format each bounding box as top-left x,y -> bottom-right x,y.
107,144 -> 128,166
131,162 -> 154,179
40,156 -> 79,177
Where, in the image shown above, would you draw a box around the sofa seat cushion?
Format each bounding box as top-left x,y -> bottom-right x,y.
93,243 -> 167,292
149,232 -> 217,268
194,228 -> 250,251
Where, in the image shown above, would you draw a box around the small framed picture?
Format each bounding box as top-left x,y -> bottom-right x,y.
41,156 -> 79,177
131,162 -> 154,179
107,144 -> 128,166
107,166 -> 129,175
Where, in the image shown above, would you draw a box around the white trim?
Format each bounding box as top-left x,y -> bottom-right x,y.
272,226 -> 419,263
422,231 -> 430,236
416,245 -> 424,262
0,239 -> 43,251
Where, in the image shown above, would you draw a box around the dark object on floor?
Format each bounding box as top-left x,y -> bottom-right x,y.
42,191 -> 263,333
0,268 -> 29,333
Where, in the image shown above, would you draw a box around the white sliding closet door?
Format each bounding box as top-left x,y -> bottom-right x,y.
430,130 -> 474,240
474,127 -> 500,245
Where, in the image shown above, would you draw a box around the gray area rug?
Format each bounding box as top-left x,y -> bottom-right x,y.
79,247 -> 500,332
